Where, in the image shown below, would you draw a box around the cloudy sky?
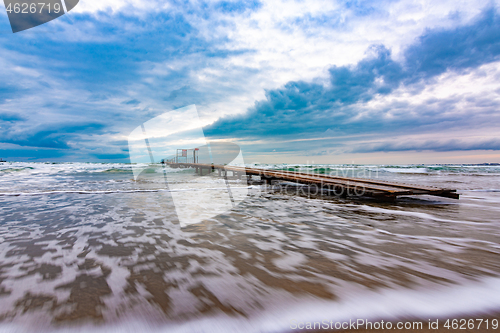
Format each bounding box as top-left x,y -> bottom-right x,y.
1,0 -> 500,164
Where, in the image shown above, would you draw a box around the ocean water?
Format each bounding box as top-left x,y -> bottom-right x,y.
0,162 -> 500,332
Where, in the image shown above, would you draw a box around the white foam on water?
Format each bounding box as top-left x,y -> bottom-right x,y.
380,167 -> 429,174
356,204 -> 487,225
0,186 -> 253,197
1,276 -> 500,333
2,162 -> 500,333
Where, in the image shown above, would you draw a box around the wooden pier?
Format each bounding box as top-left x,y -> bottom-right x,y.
166,162 -> 459,200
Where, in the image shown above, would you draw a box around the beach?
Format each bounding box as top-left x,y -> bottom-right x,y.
0,162 -> 499,332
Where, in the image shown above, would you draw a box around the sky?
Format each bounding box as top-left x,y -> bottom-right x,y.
1,0 -> 500,164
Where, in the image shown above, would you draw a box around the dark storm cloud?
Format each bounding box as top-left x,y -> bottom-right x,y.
351,138 -> 500,153
0,112 -> 25,122
0,148 -> 67,160
91,152 -> 130,160
404,8 -> 500,81
204,8 -> 500,152
1,123 -> 106,149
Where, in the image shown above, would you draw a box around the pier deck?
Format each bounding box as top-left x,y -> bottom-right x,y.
166,162 -> 459,200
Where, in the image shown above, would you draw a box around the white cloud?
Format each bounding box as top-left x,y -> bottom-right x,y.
361,60 -> 500,126
143,0 -> 499,121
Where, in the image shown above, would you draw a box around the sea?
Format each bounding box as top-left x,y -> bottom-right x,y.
0,162 -> 499,332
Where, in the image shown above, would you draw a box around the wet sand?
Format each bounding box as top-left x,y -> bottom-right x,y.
1,163 -> 500,332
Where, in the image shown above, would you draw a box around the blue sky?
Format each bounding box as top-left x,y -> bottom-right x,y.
1,0 -> 500,164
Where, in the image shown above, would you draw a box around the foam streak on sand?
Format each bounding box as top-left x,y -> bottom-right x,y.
1,277 -> 500,332
0,162 -> 500,332
0,186 -> 254,197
